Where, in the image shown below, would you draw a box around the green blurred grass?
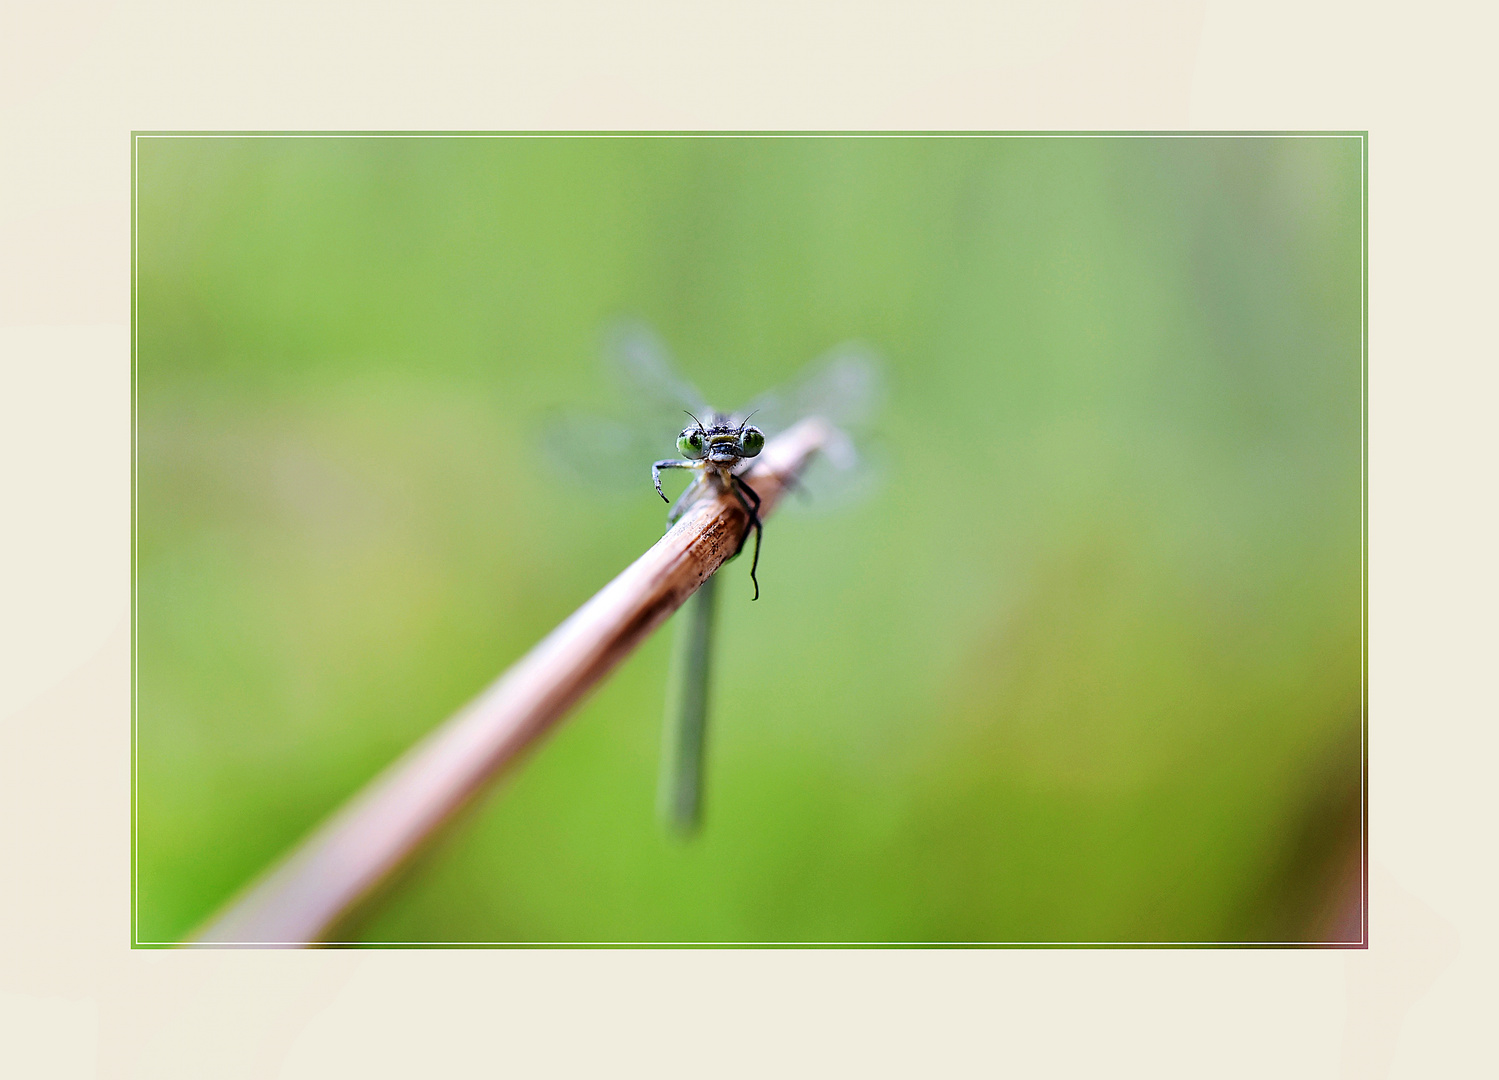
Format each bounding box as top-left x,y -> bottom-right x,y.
134,135 -> 1362,943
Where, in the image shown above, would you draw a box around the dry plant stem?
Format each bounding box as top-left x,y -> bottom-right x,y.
190,417 -> 833,946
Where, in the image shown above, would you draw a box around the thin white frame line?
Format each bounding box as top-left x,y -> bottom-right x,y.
131,135 -> 139,948
131,132 -> 1364,140
128,130 -> 1373,948
1360,131 -> 1368,946
156,940 -> 1370,948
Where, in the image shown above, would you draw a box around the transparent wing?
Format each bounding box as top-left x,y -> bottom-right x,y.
604,320 -> 711,423
776,431 -> 886,513
542,321 -> 711,496
540,411 -> 674,494
739,344 -> 885,512
737,343 -> 883,438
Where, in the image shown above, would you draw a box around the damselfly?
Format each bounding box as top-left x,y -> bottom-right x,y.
548,323 -> 881,834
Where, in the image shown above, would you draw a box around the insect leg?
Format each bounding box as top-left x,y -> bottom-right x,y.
653,459 -> 696,504
729,476 -> 763,601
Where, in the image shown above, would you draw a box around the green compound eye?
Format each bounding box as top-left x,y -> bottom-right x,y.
738,426 -> 765,457
677,429 -> 706,459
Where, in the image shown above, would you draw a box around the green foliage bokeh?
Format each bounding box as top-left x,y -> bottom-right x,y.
135,135 -> 1363,943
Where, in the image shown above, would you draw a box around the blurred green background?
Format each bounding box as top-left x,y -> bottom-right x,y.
134,135 -> 1363,944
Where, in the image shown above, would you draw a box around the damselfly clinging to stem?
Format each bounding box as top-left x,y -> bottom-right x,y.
653,408 -> 767,599
548,322 -> 882,835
